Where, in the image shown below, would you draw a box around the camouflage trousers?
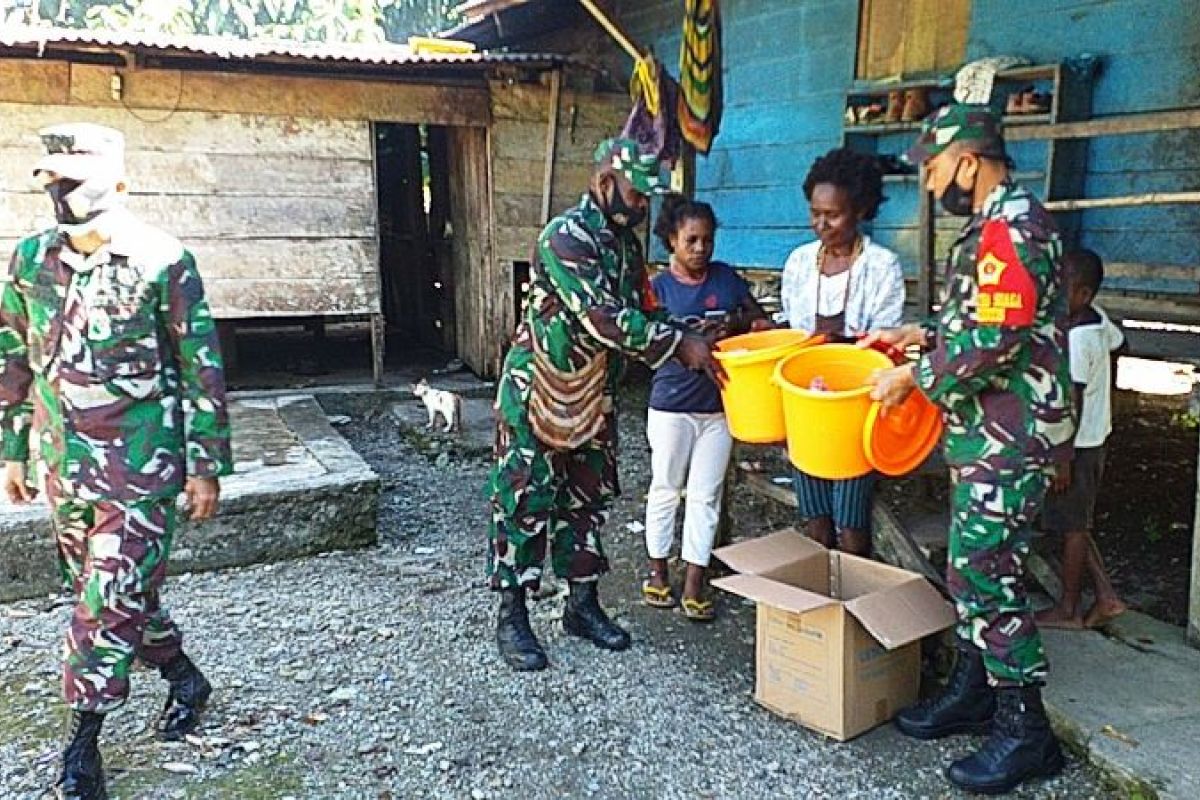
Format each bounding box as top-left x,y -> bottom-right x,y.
52,490 -> 183,712
946,469 -> 1050,687
486,356 -> 617,590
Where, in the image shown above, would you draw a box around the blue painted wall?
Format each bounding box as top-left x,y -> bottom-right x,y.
619,0 -> 1200,295
622,0 -> 859,268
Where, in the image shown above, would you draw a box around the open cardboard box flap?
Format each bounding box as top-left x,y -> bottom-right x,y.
713,528 -> 824,576
711,573 -> 837,615
843,577 -> 956,649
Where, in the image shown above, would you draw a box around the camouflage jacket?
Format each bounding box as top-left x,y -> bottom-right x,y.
516,194 -> 683,386
916,181 -> 1075,481
0,212 -> 232,501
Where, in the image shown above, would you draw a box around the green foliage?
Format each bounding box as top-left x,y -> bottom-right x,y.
5,0 -> 460,42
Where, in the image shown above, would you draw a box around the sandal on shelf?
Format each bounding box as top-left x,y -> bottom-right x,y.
641,578 -> 676,609
680,596 -> 716,622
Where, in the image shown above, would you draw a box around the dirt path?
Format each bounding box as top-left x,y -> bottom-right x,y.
0,388 -> 1112,799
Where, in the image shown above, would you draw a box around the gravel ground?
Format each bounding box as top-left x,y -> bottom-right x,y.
0,389 -> 1114,799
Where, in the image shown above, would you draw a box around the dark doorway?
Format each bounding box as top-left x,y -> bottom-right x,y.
374,123 -> 456,359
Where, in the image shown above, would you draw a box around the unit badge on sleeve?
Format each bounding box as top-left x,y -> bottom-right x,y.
975,219 -> 1036,327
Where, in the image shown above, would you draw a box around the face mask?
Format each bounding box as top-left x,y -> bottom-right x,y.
601,181 -> 647,229
939,159 -> 976,217
45,179 -> 87,225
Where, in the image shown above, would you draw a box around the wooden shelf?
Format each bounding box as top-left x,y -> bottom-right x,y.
1004,112 -> 1053,126
850,75 -> 952,94
845,120 -> 922,134
846,112 -> 1053,136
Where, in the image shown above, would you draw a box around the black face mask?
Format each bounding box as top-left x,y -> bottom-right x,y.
45,179 -> 86,225
600,182 -> 647,229
939,160 -> 976,217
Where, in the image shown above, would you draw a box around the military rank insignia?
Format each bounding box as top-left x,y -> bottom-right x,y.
975,219 -> 1036,327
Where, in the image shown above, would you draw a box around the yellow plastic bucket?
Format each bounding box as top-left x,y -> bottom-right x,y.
714,329 -> 818,443
774,344 -> 892,479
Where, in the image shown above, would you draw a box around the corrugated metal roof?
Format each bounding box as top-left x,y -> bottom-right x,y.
0,24 -> 572,68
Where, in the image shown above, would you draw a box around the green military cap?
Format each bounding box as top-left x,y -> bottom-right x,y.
904,103 -> 1006,165
593,137 -> 666,196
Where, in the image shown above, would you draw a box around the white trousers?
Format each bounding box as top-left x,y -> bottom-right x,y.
643,408 -> 734,568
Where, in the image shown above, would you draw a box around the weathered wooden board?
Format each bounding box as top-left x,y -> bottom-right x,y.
0,59 -> 488,127
489,80 -> 628,127
490,118 -> 616,164
448,126 -> 504,377
492,157 -> 592,200
205,277 -> 378,318
0,102 -> 371,157
0,236 -> 375,277
493,225 -> 543,265
0,59 -> 69,105
0,148 -> 372,197
487,79 -> 627,314
0,191 -> 376,240
0,100 -> 379,318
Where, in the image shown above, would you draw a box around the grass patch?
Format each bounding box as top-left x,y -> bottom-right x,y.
109,753 -> 304,800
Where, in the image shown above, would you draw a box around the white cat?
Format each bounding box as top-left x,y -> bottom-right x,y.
411,379 -> 464,434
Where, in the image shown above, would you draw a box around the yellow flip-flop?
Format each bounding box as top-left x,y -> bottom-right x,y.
641,579 -> 676,609
681,596 -> 715,622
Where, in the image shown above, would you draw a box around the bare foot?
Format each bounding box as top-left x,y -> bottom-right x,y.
1084,598 -> 1127,629
1036,605 -> 1085,630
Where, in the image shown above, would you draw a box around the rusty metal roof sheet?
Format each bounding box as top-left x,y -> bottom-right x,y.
0,24 -> 571,68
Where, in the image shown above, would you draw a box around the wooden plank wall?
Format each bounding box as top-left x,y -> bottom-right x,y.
447,127 -> 499,376
968,0 -> 1200,306
0,57 -> 490,319
473,77 -> 627,375
488,78 -> 629,266
619,0 -> 1199,316
618,0 -> 860,269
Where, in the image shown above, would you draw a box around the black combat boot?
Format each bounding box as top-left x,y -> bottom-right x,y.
54,710 -> 106,800
562,580 -> 631,651
156,653 -> 212,741
496,586 -> 549,671
946,685 -> 1064,794
894,646 -> 995,739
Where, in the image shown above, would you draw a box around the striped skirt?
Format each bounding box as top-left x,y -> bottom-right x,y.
791,468 -> 877,531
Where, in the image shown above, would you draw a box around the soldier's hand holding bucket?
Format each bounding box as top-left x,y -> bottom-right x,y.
677,333 -> 728,387
868,363 -> 917,413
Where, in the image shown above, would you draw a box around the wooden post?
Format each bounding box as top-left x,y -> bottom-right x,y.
216,320 -> 239,374
540,68 -> 563,225
1189,406 -> 1200,648
370,313 -> 386,388
915,171 -> 935,316
578,0 -> 643,60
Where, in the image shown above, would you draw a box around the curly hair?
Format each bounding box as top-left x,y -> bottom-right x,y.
802,148 -> 886,221
653,193 -> 719,252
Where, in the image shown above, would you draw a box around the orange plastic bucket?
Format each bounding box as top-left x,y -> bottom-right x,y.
714,329 -> 819,443
774,343 -> 943,479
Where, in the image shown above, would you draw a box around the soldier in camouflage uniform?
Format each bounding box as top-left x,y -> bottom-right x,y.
0,124 -> 232,800
488,138 -> 720,671
864,105 -> 1074,794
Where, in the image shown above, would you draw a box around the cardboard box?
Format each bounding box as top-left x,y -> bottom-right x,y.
713,528 -> 956,741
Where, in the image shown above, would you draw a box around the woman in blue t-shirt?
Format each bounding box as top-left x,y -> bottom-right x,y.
641,194 -> 771,621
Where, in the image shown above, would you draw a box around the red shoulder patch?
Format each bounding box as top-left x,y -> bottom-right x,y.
975,219 -> 1037,327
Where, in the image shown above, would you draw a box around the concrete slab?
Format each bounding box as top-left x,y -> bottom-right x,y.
0,394 -> 379,602
389,390 -> 495,459
1044,619 -> 1200,799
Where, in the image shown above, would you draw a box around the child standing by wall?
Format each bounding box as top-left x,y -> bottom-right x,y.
1037,249 -> 1128,629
